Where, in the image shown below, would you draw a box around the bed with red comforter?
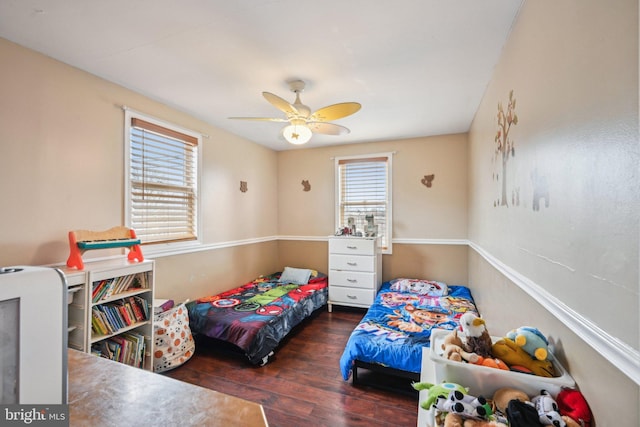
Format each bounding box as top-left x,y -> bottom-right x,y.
186,268 -> 328,365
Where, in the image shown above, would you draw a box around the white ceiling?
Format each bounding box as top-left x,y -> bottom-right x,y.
0,0 -> 522,151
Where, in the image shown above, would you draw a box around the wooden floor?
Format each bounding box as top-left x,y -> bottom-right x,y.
163,306 -> 419,427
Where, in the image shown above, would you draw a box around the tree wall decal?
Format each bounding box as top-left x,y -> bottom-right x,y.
494,90 -> 518,207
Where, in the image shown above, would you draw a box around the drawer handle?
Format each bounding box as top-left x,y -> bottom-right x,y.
347,294 -> 357,299
346,245 -> 358,250
347,262 -> 357,266
347,278 -> 358,283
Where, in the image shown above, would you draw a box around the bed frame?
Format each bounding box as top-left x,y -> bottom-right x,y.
352,360 -> 420,397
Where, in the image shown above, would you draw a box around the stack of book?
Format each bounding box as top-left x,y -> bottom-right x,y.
91,332 -> 146,368
91,273 -> 148,303
91,296 -> 149,336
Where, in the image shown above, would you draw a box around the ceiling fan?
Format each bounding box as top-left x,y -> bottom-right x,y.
229,80 -> 361,145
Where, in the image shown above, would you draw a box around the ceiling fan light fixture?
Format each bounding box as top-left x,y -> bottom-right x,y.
282,123 -> 312,145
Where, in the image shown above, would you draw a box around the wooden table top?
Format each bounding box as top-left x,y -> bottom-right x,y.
68,349 -> 268,427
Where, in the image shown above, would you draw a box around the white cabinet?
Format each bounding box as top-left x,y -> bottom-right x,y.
60,258 -> 155,370
328,236 -> 381,311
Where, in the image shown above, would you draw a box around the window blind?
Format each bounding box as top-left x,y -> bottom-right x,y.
338,156 -> 389,250
129,118 -> 198,244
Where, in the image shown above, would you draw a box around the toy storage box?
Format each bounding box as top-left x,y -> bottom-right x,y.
425,328 -> 575,397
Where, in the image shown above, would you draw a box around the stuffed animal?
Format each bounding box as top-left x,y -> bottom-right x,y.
434,390 -> 491,419
459,312 -> 493,357
472,355 -> 509,371
443,412 -> 509,427
556,388 -> 592,427
491,337 -> 556,377
531,390 -> 566,427
441,330 -> 479,363
443,343 -> 480,363
462,420 -> 508,427
443,412 -> 464,427
412,381 -> 468,410
561,416 -> 581,427
506,326 -> 550,361
493,387 -> 530,414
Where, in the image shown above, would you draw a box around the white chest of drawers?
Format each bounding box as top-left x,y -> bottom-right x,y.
328,236 -> 382,311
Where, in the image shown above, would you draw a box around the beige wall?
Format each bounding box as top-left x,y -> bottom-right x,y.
0,38 -> 279,300
468,0 -> 639,423
277,134 -> 468,239
277,135 -> 470,282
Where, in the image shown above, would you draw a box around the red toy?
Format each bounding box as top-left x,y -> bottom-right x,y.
556,388 -> 593,427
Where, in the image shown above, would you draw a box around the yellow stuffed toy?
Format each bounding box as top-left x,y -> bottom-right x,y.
491,338 -> 556,377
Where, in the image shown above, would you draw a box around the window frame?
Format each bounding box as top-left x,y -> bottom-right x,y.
124,109 -> 202,251
334,152 -> 393,254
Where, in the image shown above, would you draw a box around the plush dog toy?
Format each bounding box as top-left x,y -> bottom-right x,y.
441,330 -> 480,363
493,387 -> 530,414
491,337 -> 556,377
506,326 -> 550,361
531,390 -> 566,427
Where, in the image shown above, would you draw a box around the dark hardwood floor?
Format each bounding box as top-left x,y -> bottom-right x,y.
162,306 -> 419,427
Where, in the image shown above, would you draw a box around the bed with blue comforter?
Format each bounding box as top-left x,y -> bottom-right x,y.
339,278 -> 480,381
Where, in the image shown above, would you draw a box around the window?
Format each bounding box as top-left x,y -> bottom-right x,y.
335,153 -> 393,253
125,111 -> 200,246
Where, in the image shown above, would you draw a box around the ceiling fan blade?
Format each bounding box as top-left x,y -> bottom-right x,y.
228,117 -> 288,122
263,92 -> 299,116
308,122 -> 351,136
309,102 -> 361,122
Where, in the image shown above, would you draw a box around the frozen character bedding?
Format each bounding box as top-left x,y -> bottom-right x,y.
339,278 -> 480,381
186,267 -> 328,365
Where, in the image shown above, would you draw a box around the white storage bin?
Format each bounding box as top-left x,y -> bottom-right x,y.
427,328 -> 575,398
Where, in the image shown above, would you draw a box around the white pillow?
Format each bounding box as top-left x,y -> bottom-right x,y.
278,267 -> 312,284
390,278 -> 448,296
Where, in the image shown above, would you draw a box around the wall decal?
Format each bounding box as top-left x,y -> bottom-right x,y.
240,181 -> 248,193
531,169 -> 550,211
301,180 -> 311,192
494,90 -> 518,207
421,174 -> 435,188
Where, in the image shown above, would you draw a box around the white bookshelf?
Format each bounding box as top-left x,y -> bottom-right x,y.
60,258 -> 154,370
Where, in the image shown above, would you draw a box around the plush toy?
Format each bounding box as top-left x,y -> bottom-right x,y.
491,337 -> 556,377
493,387 -> 530,414
506,326 -> 550,361
556,388 -> 592,427
459,312 -> 493,357
472,355 -> 509,371
434,390 -> 491,419
462,420 -> 508,427
442,412 -> 509,427
412,381 -> 468,410
443,343 -> 480,363
531,390 -> 566,427
442,330 -> 480,363
560,416 -> 581,427
443,412 -> 464,427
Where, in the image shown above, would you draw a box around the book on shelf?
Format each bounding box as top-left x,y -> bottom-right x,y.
91,273 -> 149,303
134,295 -> 149,320
129,297 -> 144,321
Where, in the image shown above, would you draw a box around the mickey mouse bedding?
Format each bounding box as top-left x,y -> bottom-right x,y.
186,268 -> 328,365
339,278 -> 480,380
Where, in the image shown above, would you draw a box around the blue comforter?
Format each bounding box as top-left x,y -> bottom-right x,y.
339,281 -> 479,379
